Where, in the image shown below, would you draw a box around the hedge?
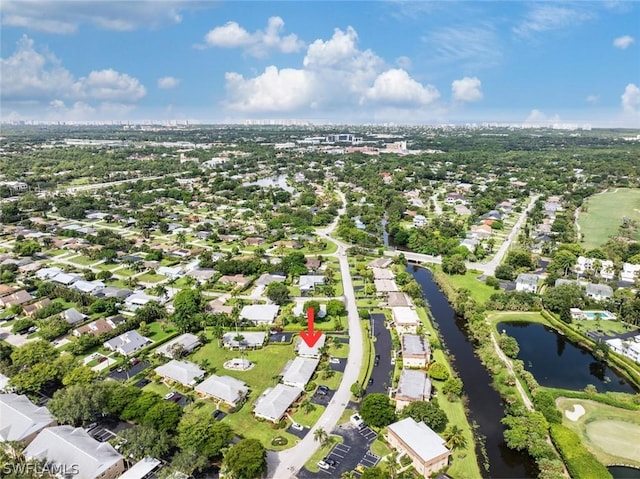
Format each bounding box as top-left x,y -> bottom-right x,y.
549,424 -> 612,479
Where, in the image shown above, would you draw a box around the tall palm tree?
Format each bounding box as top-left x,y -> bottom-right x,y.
444,425 -> 467,450
313,427 -> 328,444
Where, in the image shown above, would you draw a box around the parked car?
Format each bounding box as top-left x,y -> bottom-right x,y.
212,410 -> 224,420
317,461 -> 330,470
85,422 -> 98,431
329,357 -> 340,364
164,392 -> 176,400
130,358 -> 140,365
350,414 -> 364,427
323,458 -> 337,467
291,422 -> 304,431
368,377 -> 373,386
317,385 -> 329,395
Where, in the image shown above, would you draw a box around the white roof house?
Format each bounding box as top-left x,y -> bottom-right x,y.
222,332 -> 267,349
387,418 -> 451,478
104,331 -> 151,356
239,304 -> 280,324
0,393 -> 55,444
154,360 -> 205,386
157,266 -> 184,279
124,292 -> 159,311
372,267 -> 395,280
72,280 -> 105,294
585,283 -> 614,301
117,457 -> 161,479
515,273 -> 538,293
0,373 -> 9,392
195,374 -> 249,407
253,384 -> 302,423
280,357 -> 320,389
51,272 -> 81,286
24,426 -> 124,479
35,267 -> 63,281
392,307 -> 421,334
606,336 -> 640,364
298,275 -> 325,291
621,262 -> 640,283
295,334 -> 326,358
155,333 -> 202,358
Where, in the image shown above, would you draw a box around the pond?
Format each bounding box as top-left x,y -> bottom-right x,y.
498,322 -> 637,393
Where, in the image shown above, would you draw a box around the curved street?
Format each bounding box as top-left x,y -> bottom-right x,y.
267,191 -> 364,478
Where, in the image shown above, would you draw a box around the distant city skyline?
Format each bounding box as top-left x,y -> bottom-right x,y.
1,1 -> 639,126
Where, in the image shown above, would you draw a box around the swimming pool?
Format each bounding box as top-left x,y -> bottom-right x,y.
583,310 -> 616,320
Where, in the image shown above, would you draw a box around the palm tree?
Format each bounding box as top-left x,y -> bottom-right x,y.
340,471 -> 357,479
313,427 -> 328,444
176,231 -> 187,248
301,399 -> 316,414
444,425 -> 467,450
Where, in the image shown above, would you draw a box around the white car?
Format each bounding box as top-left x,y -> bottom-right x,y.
291,422 -> 304,431
329,357 -> 340,364
350,414 -> 364,427
164,392 -> 175,400
317,461 -> 330,470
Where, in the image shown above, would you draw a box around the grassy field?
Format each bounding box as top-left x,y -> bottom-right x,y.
578,188 -> 640,249
143,322 -> 177,342
556,396 -> 640,467
487,311 -> 548,328
443,270 -> 497,305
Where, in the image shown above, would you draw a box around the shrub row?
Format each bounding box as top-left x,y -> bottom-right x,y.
549,424 -> 612,479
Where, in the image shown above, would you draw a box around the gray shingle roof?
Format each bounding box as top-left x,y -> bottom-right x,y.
401,334 -> 429,356
397,369 -> 432,401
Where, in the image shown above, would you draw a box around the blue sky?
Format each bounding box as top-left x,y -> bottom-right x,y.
1,1 -> 639,126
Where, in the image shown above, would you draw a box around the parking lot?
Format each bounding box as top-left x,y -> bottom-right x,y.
310,387 -> 335,406
298,424 -> 381,478
366,313 -> 394,396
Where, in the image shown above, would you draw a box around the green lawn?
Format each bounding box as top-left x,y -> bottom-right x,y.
327,340 -> 349,359
370,436 -> 392,458
445,270 -> 497,305
578,188 -> 640,249
115,268 -> 136,278
487,311 -> 548,328
67,255 -> 96,266
143,381 -> 171,396
137,273 -> 165,283
143,322 -> 177,342
187,335 -> 301,449
291,403 -> 326,427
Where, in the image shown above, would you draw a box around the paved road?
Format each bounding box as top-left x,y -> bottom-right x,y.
267,191 -> 364,478
366,313 -> 393,396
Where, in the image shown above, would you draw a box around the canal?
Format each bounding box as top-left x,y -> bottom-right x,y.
409,265 -> 538,478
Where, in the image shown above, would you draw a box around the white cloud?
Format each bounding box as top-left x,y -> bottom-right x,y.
0,0 -> 192,33
524,109 -> 561,124
222,26 -> 439,116
364,69 -> 439,106
47,99 -> 96,120
224,67 -> 315,112
203,16 -> 304,57
621,83 -> 640,113
158,76 -> 180,89
613,35 -> 635,49
73,69 -> 146,102
1,35 -> 145,116
451,76 -> 483,102
586,94 -> 600,104
514,5 -> 594,38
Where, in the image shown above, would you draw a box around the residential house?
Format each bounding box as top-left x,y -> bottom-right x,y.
401,334 -> 430,368
386,418 -> 451,478
387,292 -> 412,308
621,262 -> 640,283
368,257 -> 393,269
195,374 -> 249,407
154,360 -> 205,386
470,224 -> 493,239
575,256 -> 615,279
0,394 -> 56,445
459,238 -> 479,253
372,268 -> 394,280
186,268 -> 216,283
117,458 -> 161,479
0,290 -> 34,307
157,266 -> 184,279
298,275 -> 325,292
155,333 -> 202,358
255,273 -> 286,287
295,334 -> 326,359
585,283 -> 614,301
0,373 -> 9,392
51,272 -> 81,286
206,299 -> 234,315
222,332 -> 266,349
124,292 -> 159,311
24,426 -> 125,479
515,274 -> 538,293
35,267 -> 63,281
374,279 -> 399,293
104,331 -> 151,356
239,304 -> 280,325
413,215 -> 427,228
73,318 -> 115,337
244,237 -> 265,247
0,284 -> 15,298
392,307 -> 421,335
606,336 -> 640,364
393,370 -> 432,412
72,280 -> 105,295
96,286 -> 132,299
305,258 -> 322,271
280,357 -> 320,389
253,384 -> 302,423
23,298 -> 52,318
61,308 -> 87,325
218,274 -> 251,289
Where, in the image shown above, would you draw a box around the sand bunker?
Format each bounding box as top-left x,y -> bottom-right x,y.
565,404 -> 586,421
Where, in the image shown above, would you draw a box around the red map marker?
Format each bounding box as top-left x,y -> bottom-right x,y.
300,307 -> 322,347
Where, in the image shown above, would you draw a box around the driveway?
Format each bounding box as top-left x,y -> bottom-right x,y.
107,360 -> 150,381
366,313 -> 393,396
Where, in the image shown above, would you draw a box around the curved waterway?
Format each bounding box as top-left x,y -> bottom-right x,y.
499,322 -> 637,393
409,265 -> 538,478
